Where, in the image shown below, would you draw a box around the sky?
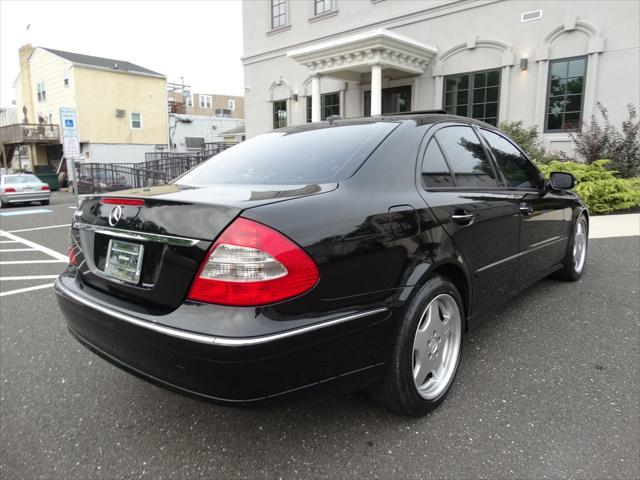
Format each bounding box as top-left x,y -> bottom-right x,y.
0,0 -> 245,108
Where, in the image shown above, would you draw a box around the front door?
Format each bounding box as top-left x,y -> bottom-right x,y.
418,124 -> 521,314
364,85 -> 412,116
478,128 -> 570,283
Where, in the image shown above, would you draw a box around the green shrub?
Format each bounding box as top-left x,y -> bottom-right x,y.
536,160 -> 640,214
570,103 -> 640,177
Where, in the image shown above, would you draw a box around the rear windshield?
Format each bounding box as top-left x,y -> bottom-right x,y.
3,175 -> 40,184
176,122 -> 398,185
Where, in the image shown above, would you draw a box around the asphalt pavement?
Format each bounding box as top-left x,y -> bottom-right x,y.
0,192 -> 638,479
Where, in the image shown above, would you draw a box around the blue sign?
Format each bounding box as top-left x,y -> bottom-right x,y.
64,119 -> 74,128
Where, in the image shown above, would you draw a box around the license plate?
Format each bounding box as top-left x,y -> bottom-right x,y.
104,239 -> 144,284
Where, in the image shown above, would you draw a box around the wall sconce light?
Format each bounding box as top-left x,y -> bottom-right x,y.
291,93 -> 299,102
520,58 -> 529,70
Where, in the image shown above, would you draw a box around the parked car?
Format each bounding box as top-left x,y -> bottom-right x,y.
55,112 -> 588,416
0,173 -> 51,207
77,170 -> 130,195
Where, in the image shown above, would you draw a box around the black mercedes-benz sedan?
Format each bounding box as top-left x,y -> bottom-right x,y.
56,112 -> 588,416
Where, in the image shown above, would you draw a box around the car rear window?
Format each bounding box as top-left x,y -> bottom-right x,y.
176,122 -> 398,185
3,175 -> 40,184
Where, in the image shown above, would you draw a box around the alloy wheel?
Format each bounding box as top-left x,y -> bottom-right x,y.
412,293 -> 462,400
573,218 -> 588,273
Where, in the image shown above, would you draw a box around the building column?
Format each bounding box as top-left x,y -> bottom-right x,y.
499,65 -> 511,124
370,63 -> 382,116
311,75 -> 321,122
433,75 -> 444,110
583,52 -> 599,121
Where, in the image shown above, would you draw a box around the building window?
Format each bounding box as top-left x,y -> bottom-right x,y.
306,92 -> 340,122
271,0 -> 287,29
314,0 -> 333,15
444,69 -> 500,126
364,85 -> 412,116
63,70 -> 70,87
131,112 -> 142,129
186,95 -> 193,107
545,56 -> 587,132
199,95 -> 212,109
228,99 -> 236,111
36,81 -> 46,102
273,100 -> 287,129
215,108 -> 232,118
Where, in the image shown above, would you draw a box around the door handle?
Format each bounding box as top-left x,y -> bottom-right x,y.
451,211 -> 475,225
519,202 -> 534,216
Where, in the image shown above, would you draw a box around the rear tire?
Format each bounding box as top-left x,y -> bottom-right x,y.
553,213 -> 588,281
368,275 -> 464,416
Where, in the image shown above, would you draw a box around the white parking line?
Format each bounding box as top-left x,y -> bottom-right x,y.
0,260 -> 66,265
0,240 -> 19,244
7,224 -> 71,233
0,229 -> 67,261
0,283 -> 54,297
0,275 -> 60,281
0,248 -> 37,252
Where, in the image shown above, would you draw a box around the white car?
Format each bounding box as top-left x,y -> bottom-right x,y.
0,174 -> 51,207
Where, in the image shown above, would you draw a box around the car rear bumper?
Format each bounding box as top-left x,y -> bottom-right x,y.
55,277 -> 394,404
1,192 -> 50,203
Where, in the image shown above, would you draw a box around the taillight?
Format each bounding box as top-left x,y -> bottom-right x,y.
67,243 -> 80,266
187,217 -> 319,306
41,185 -> 50,191
4,187 -> 16,193
100,197 -> 144,206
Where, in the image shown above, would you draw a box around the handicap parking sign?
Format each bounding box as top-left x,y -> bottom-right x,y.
64,119 -> 74,128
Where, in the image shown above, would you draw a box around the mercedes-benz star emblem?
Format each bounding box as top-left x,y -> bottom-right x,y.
109,205 -> 123,226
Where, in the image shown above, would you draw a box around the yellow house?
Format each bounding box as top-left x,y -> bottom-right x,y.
11,44 -> 168,168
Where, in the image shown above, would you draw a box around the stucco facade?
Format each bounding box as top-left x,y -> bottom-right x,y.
241,0 -> 640,155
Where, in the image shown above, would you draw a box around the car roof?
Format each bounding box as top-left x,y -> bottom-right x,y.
274,112 -> 498,134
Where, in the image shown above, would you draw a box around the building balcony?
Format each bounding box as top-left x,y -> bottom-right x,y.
0,123 -> 60,145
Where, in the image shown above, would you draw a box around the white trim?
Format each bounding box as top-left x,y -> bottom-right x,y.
199,95 -> 212,109
130,111 -> 143,129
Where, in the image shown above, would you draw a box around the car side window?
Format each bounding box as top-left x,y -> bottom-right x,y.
421,139 -> 454,188
434,126 -> 498,188
481,129 -> 544,189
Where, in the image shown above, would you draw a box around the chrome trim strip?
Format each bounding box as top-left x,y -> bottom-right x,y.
475,236 -> 567,275
73,223 -> 200,246
55,280 -> 389,346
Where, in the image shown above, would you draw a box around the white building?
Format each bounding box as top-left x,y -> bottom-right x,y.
169,114 -> 244,152
241,0 -> 640,155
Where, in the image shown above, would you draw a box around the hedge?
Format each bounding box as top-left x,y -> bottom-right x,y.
536,160 -> 640,214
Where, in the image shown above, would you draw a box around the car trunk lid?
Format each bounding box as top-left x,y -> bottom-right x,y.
72,182 -> 335,312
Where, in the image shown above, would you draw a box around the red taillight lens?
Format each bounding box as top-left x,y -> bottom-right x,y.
187,217 -> 319,306
4,187 -> 16,193
100,197 -> 144,206
67,244 -> 80,266
41,185 -> 50,191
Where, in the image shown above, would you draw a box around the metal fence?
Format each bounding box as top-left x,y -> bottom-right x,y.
76,143 -> 234,195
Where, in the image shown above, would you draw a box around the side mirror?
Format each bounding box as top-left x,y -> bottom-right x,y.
549,171 -> 575,190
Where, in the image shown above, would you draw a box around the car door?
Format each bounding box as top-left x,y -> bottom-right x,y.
417,124 -> 521,313
479,128 -> 572,283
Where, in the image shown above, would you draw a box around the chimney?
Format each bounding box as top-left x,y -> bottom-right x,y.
18,44 -> 36,123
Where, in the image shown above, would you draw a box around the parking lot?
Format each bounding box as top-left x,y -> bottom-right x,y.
0,192 -> 638,479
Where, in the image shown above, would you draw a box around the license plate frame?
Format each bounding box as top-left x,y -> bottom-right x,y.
103,239 -> 144,284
